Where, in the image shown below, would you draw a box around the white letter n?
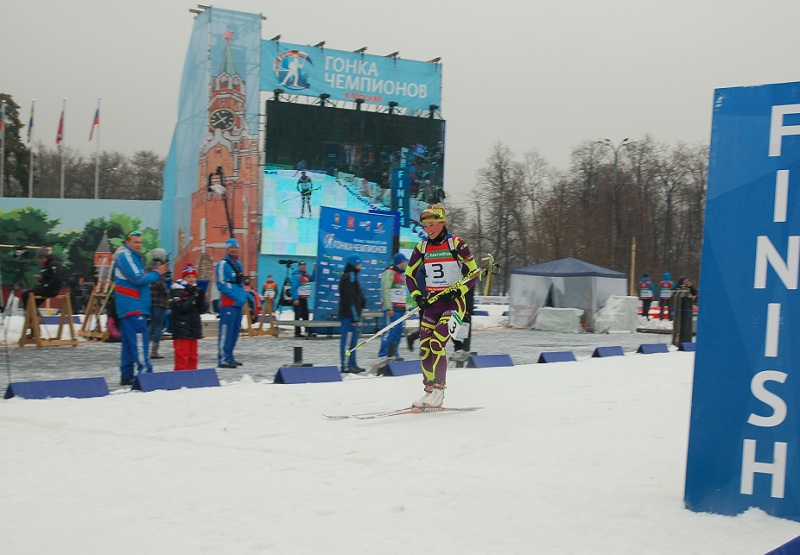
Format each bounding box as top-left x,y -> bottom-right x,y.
754,236 -> 799,289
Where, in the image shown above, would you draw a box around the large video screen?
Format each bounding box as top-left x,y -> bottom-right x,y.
264,100 -> 445,201
261,101 -> 446,256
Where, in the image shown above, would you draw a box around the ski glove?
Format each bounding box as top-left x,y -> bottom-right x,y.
436,289 -> 462,304
414,295 -> 430,311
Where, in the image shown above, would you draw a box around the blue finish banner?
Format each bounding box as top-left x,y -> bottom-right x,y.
313,207 -> 394,320
685,81 -> 800,520
261,41 -> 442,111
391,166 -> 411,228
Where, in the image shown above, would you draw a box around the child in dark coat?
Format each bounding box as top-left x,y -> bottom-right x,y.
171,265 -> 207,371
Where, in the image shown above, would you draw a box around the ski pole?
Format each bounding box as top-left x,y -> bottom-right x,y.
280,186 -> 322,204
279,193 -> 304,204
345,255 -> 493,356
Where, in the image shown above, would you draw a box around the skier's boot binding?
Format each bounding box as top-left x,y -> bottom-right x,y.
412,383 -> 445,409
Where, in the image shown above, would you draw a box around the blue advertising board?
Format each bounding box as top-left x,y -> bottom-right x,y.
313,207 -> 394,320
261,41 -> 442,111
685,81 -> 800,520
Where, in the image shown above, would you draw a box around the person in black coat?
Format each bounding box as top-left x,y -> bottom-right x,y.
674,276 -> 698,304
338,254 -> 366,373
170,265 -> 207,371
21,247 -> 64,309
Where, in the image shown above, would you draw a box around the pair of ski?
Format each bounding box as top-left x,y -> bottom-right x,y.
324,406 -> 483,420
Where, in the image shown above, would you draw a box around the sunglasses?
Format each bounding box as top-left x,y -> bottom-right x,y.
420,211 -> 445,222
126,231 -> 142,239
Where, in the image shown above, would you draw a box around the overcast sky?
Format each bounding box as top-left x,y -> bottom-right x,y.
3,0 -> 800,206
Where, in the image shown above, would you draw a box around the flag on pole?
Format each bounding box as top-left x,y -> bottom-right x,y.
27,101 -> 34,144
56,106 -> 64,145
89,104 -> 100,141
0,103 -> 4,146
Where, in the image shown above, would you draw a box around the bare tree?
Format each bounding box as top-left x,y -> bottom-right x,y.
565,141 -> 610,265
537,173 -> 582,261
129,150 -> 165,199
29,145 -> 161,200
460,136 -> 707,287
625,135 -> 659,274
674,143 -> 708,279
519,149 -> 550,262
652,142 -> 689,271
472,143 -> 527,293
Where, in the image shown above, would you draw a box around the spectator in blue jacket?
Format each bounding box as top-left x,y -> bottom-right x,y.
216,237 -> 247,368
113,231 -> 169,386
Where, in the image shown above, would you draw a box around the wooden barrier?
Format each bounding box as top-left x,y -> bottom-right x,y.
240,302 -> 256,336
19,294 -> 79,348
78,287 -> 110,341
254,297 -> 278,337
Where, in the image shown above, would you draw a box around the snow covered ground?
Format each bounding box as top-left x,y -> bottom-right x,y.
1,309 -> 799,553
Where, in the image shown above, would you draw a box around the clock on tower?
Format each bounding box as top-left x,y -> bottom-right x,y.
210,108 -> 235,131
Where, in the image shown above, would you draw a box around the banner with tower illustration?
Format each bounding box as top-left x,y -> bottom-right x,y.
163,8 -> 263,281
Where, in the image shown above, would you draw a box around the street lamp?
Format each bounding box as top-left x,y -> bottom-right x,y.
207,166 -> 235,239
597,138 -> 631,267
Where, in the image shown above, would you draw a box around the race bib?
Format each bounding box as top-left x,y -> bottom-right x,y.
298,284 -> 311,297
425,259 -> 462,289
447,312 -> 465,339
264,289 -> 276,299
390,288 -> 406,303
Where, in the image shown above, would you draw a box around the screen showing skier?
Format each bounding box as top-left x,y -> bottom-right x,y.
260,101 -> 446,257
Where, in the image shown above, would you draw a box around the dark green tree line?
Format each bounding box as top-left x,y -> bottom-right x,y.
0,93 -> 164,199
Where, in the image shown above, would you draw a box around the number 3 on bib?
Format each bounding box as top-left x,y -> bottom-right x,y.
447,312 -> 464,339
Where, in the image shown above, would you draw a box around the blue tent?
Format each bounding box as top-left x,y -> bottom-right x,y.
508,257 -> 628,331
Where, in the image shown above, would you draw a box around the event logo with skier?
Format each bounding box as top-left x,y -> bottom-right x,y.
274,50 -> 312,91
